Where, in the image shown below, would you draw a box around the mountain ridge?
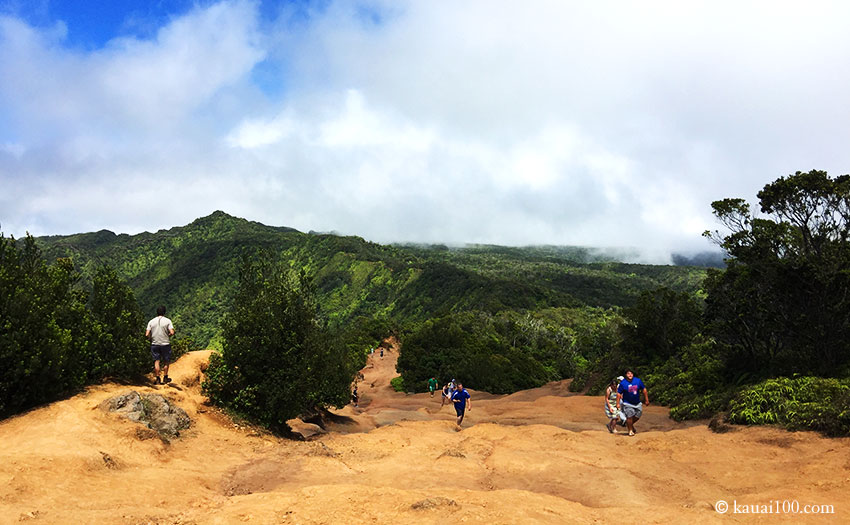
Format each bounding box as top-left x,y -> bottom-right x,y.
34,211 -> 708,348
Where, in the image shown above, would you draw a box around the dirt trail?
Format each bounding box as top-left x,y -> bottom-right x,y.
1,344 -> 848,524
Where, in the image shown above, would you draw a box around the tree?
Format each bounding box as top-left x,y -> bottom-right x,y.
88,266 -> 149,380
0,234 -> 71,416
618,287 -> 703,367
704,170 -> 850,377
397,311 -> 552,394
0,234 -> 148,419
202,253 -> 356,432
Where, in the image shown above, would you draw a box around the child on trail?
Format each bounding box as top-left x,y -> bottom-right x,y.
441,383 -> 451,407
604,376 -> 624,433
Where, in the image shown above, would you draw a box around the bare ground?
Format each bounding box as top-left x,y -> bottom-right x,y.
1,343 -> 847,524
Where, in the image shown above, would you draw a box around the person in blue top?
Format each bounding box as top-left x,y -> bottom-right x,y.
451,382 -> 471,429
616,369 -> 649,437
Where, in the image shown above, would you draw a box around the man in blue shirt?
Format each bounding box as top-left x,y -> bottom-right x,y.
617,369 -> 649,437
451,382 -> 471,429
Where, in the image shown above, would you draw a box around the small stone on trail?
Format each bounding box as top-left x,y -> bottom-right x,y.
410,497 -> 458,510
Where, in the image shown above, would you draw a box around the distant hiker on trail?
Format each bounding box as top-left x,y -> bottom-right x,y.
352,386 -> 359,408
145,306 -> 175,385
451,382 -> 471,429
428,377 -> 439,397
380,348 -> 384,359
605,376 -> 624,433
617,369 -> 649,437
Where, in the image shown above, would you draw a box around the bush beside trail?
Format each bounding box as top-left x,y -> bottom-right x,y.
728,377 -> 850,437
202,253 -> 358,433
0,234 -> 148,419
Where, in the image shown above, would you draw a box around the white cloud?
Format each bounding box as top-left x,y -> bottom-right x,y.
226,113 -> 294,149
2,0 -> 850,262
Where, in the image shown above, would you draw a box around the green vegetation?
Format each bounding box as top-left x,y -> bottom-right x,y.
22,169 -> 847,436
728,377 -> 850,437
398,308 -> 620,394
201,253 -> 358,432
390,376 -> 406,393
23,210 -> 705,430
577,170 -> 850,436
704,170 -> 850,378
35,211 -> 705,352
0,234 -> 147,418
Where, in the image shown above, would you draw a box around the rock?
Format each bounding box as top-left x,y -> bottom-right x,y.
141,394 -> 191,438
98,391 -> 144,421
438,449 -> 466,459
708,413 -> 736,434
101,391 -> 191,439
411,497 -> 458,510
100,451 -> 117,469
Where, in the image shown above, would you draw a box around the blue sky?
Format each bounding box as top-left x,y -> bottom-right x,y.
11,1 -> 200,48
2,1 -> 850,261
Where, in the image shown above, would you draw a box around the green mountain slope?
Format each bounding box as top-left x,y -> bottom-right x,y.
36,211 -> 706,348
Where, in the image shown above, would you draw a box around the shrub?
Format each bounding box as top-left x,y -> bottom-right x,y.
88,266 -> 148,380
390,376 -> 405,392
202,253 -> 356,432
669,391 -> 735,421
728,377 -> 850,436
1,234 -> 148,419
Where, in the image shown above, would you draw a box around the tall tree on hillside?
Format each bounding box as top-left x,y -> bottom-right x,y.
202,253 -> 356,432
704,170 -> 850,376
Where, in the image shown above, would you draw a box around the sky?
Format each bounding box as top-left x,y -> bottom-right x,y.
2,0 -> 850,262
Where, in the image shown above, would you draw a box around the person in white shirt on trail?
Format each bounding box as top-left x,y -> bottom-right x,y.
145,306 -> 175,385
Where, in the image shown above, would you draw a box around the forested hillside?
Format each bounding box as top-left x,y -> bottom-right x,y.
36,211 -> 706,349
18,169 -> 850,436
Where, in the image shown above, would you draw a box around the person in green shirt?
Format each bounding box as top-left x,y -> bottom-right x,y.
428,377 -> 439,397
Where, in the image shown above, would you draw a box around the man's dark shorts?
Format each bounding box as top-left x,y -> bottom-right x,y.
455,405 -> 465,417
151,344 -> 172,363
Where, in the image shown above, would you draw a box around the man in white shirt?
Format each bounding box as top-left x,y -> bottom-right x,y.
145,306 -> 175,385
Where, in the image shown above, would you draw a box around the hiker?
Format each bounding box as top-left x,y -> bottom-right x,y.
428,377 -> 439,397
145,305 -> 175,385
440,383 -> 451,407
380,347 -> 384,359
617,369 -> 649,437
352,386 -> 359,407
451,382 -> 471,428
604,376 -> 624,433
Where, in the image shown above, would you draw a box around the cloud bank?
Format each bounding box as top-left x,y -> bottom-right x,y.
2,0 -> 850,261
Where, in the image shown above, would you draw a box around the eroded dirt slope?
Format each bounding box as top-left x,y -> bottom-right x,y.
1,344 -> 847,524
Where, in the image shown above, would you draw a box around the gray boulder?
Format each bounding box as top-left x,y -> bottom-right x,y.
99,391 -> 145,422
100,391 -> 191,438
